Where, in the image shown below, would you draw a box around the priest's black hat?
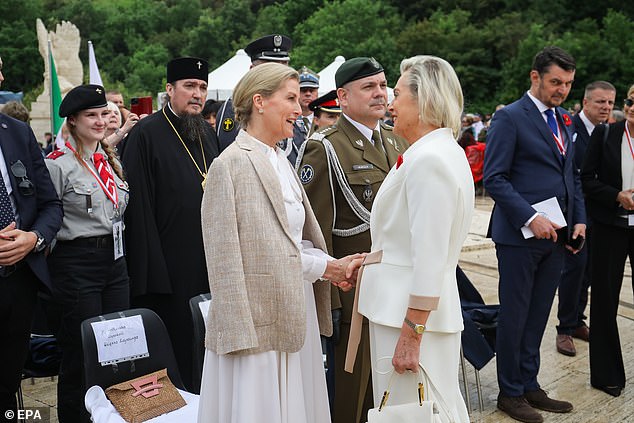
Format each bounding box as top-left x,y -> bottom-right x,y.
244,35 -> 292,62
335,57 -> 384,88
167,57 -> 209,83
59,84 -> 107,117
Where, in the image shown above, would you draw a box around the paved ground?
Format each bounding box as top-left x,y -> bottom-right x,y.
19,195 -> 634,422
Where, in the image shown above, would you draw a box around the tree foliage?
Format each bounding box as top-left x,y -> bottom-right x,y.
1,0 -> 634,113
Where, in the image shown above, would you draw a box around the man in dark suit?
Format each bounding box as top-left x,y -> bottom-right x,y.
555,81 -> 615,357
484,46 -> 586,423
0,55 -> 63,421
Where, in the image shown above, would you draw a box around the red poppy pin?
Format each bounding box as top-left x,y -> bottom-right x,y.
562,114 -> 572,126
396,155 -> 403,169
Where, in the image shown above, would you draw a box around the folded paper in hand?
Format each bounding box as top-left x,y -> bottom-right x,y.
521,197 -> 567,239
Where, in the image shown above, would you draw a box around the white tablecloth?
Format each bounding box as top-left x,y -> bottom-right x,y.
85,385 -> 199,422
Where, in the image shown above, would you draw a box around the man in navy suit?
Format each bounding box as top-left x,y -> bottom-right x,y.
555,81 -> 615,357
0,55 -> 63,420
484,46 -> 586,423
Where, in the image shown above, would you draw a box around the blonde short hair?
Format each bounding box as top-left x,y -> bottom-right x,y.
400,55 -> 463,139
627,84 -> 634,98
233,62 -> 299,127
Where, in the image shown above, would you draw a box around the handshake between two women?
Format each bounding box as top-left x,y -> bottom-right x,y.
321,253 -> 367,292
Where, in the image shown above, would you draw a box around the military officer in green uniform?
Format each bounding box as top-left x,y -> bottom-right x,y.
298,57 -> 408,423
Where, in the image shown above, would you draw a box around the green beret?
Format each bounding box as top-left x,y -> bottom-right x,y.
335,57 -> 384,88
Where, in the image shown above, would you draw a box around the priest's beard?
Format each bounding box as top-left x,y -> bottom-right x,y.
180,113 -> 207,142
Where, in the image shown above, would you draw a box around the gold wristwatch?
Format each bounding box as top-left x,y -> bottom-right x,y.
404,318 -> 426,334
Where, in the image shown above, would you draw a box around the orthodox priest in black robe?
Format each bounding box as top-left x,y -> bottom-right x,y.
121,57 -> 220,391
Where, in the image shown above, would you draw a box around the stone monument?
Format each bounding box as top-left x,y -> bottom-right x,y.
30,18 -> 83,145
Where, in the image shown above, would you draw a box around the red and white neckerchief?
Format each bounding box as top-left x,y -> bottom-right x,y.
551,120 -> 566,156
625,122 -> 634,161
65,142 -> 119,207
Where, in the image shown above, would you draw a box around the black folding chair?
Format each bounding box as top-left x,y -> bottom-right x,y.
80,308 -> 184,391
188,293 -> 211,394
457,266 -> 499,413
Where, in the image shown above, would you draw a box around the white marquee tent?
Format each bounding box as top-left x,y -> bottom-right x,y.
317,55 -> 346,96
207,49 -> 251,101
317,55 -> 393,102
204,53 -> 393,103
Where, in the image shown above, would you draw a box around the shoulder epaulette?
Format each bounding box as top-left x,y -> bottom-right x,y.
380,121 -> 395,131
309,125 -> 338,142
46,150 -> 65,159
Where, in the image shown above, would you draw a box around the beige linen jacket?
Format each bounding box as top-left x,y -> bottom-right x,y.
201,130 -> 332,356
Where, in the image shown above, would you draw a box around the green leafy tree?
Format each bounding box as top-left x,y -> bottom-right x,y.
252,0 -> 324,41
397,10 -> 528,113
187,0 -> 256,68
291,0 -> 404,82
0,0 -> 44,92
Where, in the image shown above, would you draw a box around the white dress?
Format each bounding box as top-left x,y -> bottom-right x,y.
197,141 -> 332,423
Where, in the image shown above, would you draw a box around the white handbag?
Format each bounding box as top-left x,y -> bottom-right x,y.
366,364 -> 454,423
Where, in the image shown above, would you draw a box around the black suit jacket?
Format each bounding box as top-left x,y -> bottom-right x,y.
0,114 -> 63,289
580,120 -> 628,226
572,113 -> 592,172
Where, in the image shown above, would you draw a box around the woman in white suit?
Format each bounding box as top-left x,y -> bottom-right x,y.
345,55 -> 474,422
198,63 -> 361,423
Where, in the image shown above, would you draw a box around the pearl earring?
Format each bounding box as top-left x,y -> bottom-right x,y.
259,108 -> 264,114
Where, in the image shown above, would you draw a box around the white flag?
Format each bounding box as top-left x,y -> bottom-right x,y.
88,40 -> 103,86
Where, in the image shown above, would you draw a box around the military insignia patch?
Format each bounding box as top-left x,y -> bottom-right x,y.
222,117 -> 235,132
299,164 -> 314,184
387,137 -> 400,151
354,139 -> 363,147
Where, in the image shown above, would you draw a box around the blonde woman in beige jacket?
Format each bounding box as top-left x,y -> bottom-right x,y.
197,63 -> 362,423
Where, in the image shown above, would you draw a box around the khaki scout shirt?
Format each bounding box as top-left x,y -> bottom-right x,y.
45,138 -> 129,241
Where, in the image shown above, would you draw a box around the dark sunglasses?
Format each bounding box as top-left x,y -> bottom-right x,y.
624,98 -> 634,107
10,160 -> 34,196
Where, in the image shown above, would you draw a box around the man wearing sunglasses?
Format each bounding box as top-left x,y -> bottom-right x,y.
0,55 -> 63,422
555,81 -> 616,357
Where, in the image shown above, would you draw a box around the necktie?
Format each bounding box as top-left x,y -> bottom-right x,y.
92,153 -> 117,201
544,109 -> 558,136
371,130 -> 381,146
302,117 -> 310,132
0,172 -> 14,229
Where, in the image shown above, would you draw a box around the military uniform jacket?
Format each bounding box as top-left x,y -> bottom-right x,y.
215,97 -> 239,152
299,115 -> 408,312
46,138 -> 129,241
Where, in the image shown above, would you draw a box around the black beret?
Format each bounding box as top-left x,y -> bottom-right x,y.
244,34 -> 292,62
309,90 -> 341,113
335,57 -> 384,88
167,57 -> 209,83
59,84 -> 107,118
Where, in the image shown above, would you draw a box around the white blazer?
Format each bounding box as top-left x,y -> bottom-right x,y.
358,128 -> 474,333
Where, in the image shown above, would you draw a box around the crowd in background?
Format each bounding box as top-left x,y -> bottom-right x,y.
2,36 -> 634,423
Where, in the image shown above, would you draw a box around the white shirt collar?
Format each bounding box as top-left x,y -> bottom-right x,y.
167,102 -> 179,118
578,110 -> 596,136
342,113 -> 381,144
527,90 -> 553,116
